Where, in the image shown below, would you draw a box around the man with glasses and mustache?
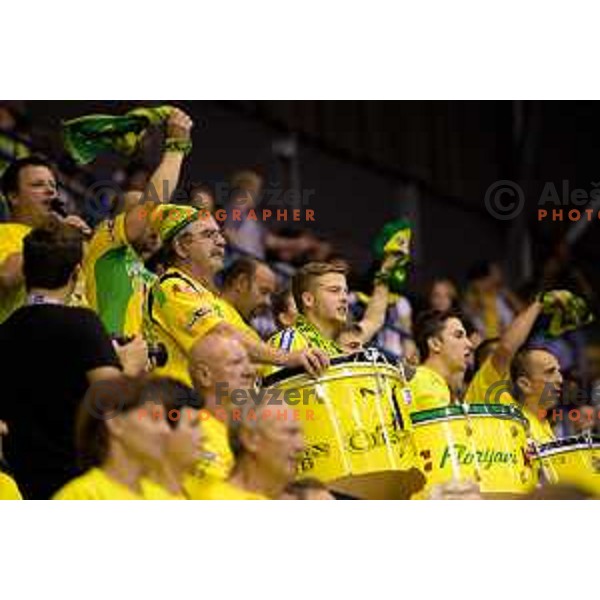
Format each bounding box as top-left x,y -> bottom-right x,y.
146,205 -> 329,388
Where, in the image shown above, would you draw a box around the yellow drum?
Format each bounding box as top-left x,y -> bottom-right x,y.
263,350 -> 424,499
411,404 -> 537,496
535,435 -> 600,495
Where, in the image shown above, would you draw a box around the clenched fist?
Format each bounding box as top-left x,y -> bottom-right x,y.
166,107 -> 194,141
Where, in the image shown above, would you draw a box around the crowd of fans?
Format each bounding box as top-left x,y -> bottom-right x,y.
0,102 -> 598,500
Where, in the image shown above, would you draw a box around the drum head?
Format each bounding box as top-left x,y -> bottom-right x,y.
328,467 -> 426,500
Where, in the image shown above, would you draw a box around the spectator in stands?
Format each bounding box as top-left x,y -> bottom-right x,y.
188,182 -> 216,213
271,286 -> 298,330
223,168 -> 324,265
53,376 -> 182,500
280,478 -> 336,500
223,169 -> 267,258
427,278 -> 460,312
138,378 -> 204,499
348,255 -> 415,362
220,256 -> 277,338
146,204 -> 328,388
337,322 -> 365,354
83,107 -> 193,337
409,309 -> 473,410
189,402 -> 305,499
0,224 -> 147,499
510,347 -> 562,443
268,261 -> 349,360
0,156 -> 91,324
463,260 -> 516,339
185,331 -> 257,489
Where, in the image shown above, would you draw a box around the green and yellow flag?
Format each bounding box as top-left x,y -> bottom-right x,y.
63,105 -> 175,165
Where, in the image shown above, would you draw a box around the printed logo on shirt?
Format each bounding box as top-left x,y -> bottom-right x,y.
186,306 -> 212,331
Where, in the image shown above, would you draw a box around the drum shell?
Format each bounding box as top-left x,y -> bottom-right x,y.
535,437 -> 600,495
411,405 -> 537,496
265,359 -> 423,499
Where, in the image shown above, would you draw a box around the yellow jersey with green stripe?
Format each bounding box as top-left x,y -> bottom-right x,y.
83,214 -> 156,337
147,267 -> 259,386
0,222 -> 30,324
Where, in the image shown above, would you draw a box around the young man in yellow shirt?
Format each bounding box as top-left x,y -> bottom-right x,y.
268,261 -> 350,361
146,205 -> 328,387
411,291 -> 572,413
409,309 -> 474,412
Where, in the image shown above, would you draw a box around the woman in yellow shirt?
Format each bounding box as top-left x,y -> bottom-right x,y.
54,376 -> 182,500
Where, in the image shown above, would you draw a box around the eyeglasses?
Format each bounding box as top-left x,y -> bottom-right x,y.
186,228 -> 224,242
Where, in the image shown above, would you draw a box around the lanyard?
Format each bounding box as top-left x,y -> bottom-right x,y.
26,293 -> 64,306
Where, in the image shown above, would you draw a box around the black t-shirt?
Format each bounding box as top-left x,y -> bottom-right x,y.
0,304 -> 119,499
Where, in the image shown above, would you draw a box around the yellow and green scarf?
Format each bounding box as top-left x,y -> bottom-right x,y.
295,315 -> 343,356
63,105 -> 175,165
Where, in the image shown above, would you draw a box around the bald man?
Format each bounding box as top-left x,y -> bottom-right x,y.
188,402 -> 305,499
186,331 -> 257,485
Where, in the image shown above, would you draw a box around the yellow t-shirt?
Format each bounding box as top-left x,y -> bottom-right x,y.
140,478 -> 186,500
147,267 -> 257,386
521,405 -> 556,444
0,471 -> 23,500
408,365 -> 452,413
198,412 -> 234,480
52,469 -> 178,500
464,357 -> 513,406
184,476 -> 268,500
84,213 -> 156,337
0,222 -> 30,324
53,468 -> 142,500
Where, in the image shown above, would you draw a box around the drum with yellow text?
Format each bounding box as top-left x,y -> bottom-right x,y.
411,403 -> 537,497
263,351 -> 424,499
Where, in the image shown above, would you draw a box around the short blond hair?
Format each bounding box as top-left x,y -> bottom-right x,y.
291,261 -> 348,313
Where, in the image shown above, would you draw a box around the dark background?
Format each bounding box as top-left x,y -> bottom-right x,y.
22,100 -> 600,298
